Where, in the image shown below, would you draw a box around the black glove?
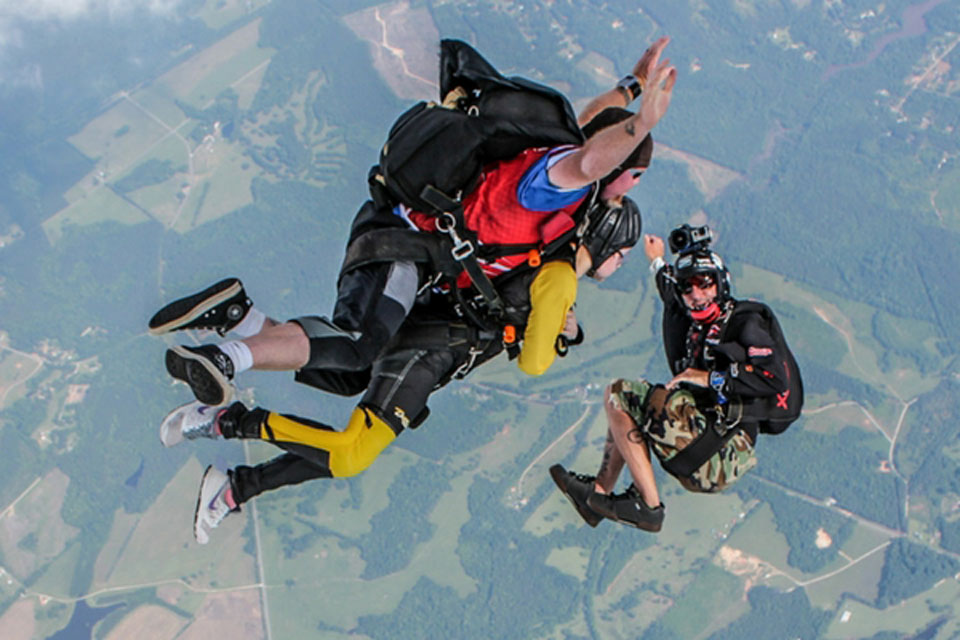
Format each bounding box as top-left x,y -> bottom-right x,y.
555,324 -> 584,357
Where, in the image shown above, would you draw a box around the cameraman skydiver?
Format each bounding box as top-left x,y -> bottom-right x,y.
156,198 -> 642,544
551,225 -> 802,532
150,37 -> 677,407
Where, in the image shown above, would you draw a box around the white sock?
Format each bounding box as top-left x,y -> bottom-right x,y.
232,307 -> 266,338
218,341 -> 254,375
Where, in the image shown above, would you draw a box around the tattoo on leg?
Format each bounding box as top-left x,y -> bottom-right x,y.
628,427 -> 645,445
597,432 -> 615,479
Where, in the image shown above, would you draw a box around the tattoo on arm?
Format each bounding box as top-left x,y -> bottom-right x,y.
625,122 -> 636,137
627,427 -> 646,445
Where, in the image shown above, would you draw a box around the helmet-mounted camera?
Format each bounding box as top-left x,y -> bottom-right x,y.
668,224 -> 713,256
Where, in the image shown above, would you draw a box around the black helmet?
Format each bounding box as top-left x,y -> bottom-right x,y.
674,249 -> 732,301
579,196 -> 642,277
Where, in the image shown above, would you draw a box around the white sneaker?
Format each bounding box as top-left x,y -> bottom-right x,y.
193,466 -> 235,545
159,401 -> 223,447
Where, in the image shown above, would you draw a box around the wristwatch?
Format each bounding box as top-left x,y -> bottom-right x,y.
709,370 -> 728,404
616,75 -> 643,102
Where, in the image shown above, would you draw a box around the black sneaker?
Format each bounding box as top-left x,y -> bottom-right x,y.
549,464 -> 603,527
587,485 -> 665,532
166,344 -> 235,406
149,278 -> 251,336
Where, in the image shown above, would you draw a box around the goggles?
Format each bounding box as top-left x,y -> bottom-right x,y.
678,274 -> 716,294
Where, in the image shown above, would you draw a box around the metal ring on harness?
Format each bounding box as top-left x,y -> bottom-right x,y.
438,212 -> 475,260
719,400 -> 743,434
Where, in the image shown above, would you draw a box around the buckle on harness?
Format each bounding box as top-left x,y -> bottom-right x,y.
437,212 -> 474,260
417,271 -> 443,296
453,346 -> 484,379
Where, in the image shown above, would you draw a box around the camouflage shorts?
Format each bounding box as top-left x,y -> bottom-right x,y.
608,379 -> 757,492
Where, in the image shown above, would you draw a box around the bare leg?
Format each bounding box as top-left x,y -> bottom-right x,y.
602,385 -> 661,507
594,429 -> 625,494
243,321 -> 310,370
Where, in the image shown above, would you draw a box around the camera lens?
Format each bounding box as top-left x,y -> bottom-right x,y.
668,227 -> 691,254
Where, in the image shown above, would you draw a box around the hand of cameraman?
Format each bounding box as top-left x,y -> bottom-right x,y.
666,367 -> 709,390
644,234 -> 665,263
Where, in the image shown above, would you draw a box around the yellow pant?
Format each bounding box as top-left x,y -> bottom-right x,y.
260,406 -> 397,477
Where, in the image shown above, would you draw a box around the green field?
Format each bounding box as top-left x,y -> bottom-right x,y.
824,579 -> 960,639
195,0 -> 274,32
0,350 -> 42,410
42,186 -> 151,244
94,456 -> 257,590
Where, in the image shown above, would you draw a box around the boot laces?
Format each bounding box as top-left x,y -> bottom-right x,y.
569,471 -> 597,485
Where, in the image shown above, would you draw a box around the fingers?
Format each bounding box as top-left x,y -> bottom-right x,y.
652,35 -> 671,51
664,67 -> 677,92
651,60 -> 675,87
641,64 -> 677,104
632,37 -> 674,86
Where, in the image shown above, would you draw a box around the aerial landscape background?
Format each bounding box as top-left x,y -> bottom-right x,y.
1,0 -> 959,638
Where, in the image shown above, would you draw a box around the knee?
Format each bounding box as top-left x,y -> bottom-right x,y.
332,448 -> 380,477
329,408 -> 397,477
351,331 -> 388,370
604,380 -> 627,417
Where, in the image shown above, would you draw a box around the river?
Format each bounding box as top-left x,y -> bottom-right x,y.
823,0 -> 948,81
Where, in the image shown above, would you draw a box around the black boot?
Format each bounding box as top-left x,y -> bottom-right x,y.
150,278 -> 251,336
549,464 -> 603,527
587,485 -> 664,532
165,344 -> 235,406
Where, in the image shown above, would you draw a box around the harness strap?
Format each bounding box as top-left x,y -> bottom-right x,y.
388,321 -> 497,352
421,185 -> 506,317
339,228 -> 458,277
659,403 -> 755,478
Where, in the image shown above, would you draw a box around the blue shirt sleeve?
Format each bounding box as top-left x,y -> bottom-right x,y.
516,148 -> 591,211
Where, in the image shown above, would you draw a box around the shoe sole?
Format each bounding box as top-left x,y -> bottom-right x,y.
159,402 -> 189,447
149,279 -> 242,335
586,494 -> 663,533
167,345 -> 234,406
611,516 -> 662,533
549,465 -> 602,528
194,465 -> 216,544
165,348 -> 189,384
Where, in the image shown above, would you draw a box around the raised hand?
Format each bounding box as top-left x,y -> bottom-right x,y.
637,55 -> 677,132
631,36 -> 671,90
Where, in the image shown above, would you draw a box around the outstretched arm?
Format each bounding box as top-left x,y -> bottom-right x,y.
577,36 -> 671,127
551,46 -> 677,189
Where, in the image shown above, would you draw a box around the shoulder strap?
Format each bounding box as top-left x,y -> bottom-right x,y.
421,186 -> 505,317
